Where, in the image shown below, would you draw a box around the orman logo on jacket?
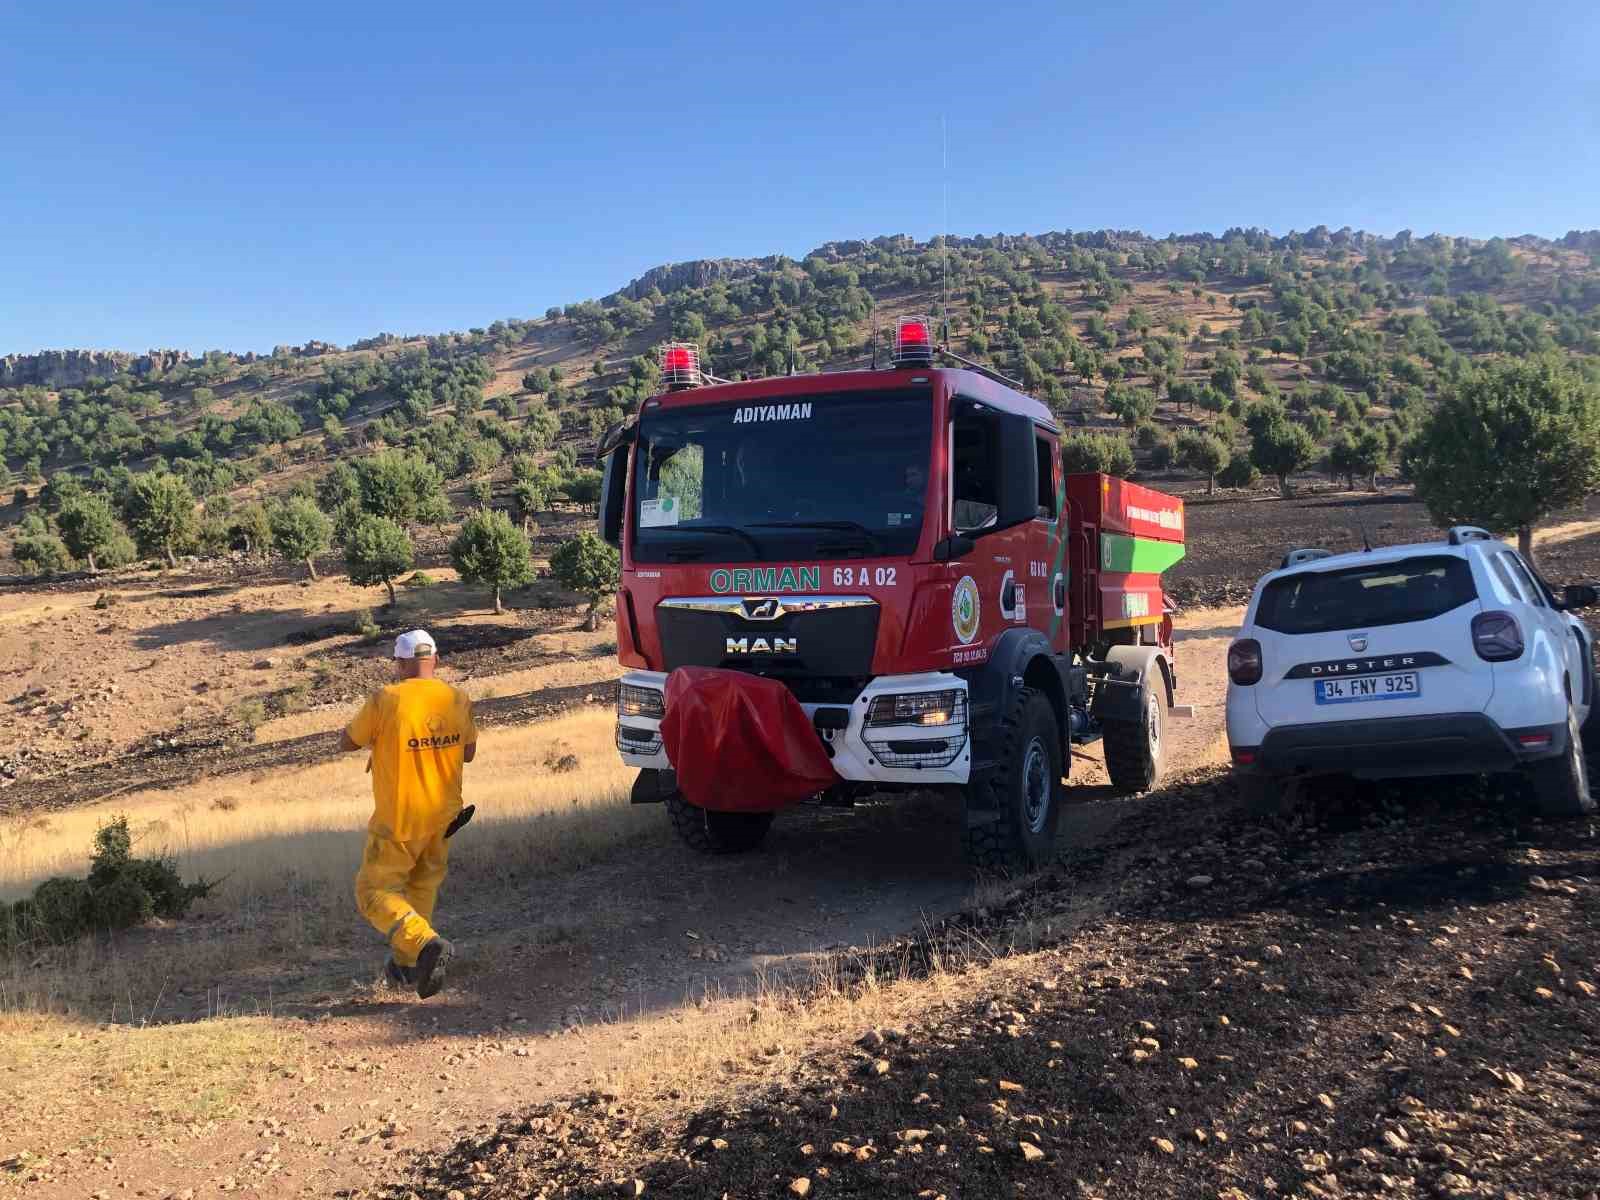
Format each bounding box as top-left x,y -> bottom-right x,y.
408,733 -> 462,750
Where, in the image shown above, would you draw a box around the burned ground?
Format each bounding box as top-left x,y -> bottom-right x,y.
374,777 -> 1599,1200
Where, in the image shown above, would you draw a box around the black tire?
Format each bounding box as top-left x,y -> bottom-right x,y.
1524,707 -> 1596,819
962,688 -> 1064,872
1103,671 -> 1167,795
665,788 -> 774,854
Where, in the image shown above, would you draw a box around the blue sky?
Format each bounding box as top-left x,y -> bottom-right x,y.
2,0 -> 1596,355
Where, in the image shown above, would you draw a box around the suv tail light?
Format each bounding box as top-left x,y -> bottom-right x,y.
1471,610 -> 1524,662
1227,638 -> 1263,685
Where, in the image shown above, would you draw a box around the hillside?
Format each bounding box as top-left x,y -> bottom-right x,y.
5,225 -> 1600,575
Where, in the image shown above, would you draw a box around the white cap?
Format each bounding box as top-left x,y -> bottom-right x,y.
393,629 -> 437,659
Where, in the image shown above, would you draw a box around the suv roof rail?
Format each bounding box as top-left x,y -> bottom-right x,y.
1446,526 -> 1494,545
1280,548 -> 1333,569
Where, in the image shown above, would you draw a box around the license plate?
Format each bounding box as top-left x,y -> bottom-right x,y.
1314,673 -> 1420,704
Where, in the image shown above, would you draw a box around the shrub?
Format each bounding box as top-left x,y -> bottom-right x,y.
1216,456 -> 1261,490
450,508 -> 533,614
1060,432 -> 1136,478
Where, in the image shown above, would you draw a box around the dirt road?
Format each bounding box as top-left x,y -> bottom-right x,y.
6,611 -> 1241,1197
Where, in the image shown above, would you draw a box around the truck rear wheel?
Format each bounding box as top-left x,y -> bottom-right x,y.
962,688 -> 1063,872
1103,673 -> 1166,795
1524,707 -> 1596,819
665,788 -> 774,854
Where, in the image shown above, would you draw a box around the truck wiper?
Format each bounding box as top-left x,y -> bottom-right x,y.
749,520 -> 884,555
663,524 -> 765,557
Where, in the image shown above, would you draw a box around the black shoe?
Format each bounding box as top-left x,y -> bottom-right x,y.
414,937 -> 453,999
384,957 -> 416,987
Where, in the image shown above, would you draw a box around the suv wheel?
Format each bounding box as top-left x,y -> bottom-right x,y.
1524,707 -> 1597,820
666,788 -> 774,853
1104,672 -> 1167,794
962,688 -> 1063,871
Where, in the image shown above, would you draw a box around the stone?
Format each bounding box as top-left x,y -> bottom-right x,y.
998,1080 -> 1024,1094
1187,875 -> 1214,889
788,1179 -> 812,1197
1019,1141 -> 1045,1163
1178,1056 -> 1199,1070
1151,1137 -> 1176,1154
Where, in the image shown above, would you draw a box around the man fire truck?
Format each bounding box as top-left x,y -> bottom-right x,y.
594,319 -> 1186,869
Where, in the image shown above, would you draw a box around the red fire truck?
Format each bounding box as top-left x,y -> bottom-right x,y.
595,320 -> 1186,868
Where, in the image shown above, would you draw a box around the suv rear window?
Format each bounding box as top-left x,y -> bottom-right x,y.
1256,555 -> 1478,635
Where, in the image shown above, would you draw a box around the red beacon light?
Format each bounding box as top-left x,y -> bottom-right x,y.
892,316 -> 934,366
660,342 -> 702,389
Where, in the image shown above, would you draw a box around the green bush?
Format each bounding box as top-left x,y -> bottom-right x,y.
0,816 -> 215,956
1216,457 -> 1261,489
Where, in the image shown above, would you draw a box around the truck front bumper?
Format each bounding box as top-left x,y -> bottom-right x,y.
614,669 -> 972,787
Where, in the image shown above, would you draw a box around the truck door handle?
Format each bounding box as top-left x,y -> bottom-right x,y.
1054,577 -> 1066,609
1003,580 -> 1018,611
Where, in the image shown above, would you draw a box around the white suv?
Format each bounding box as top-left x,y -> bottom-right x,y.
1226,526 -> 1599,817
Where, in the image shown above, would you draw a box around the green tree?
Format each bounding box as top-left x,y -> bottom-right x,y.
230,501 -> 273,557
56,493 -> 122,571
550,531 -> 620,631
270,496 -> 334,580
353,451 -> 450,523
1251,420 -> 1316,498
343,515 -> 414,605
1408,355 -> 1600,558
450,508 -> 534,614
1175,430 -> 1230,495
1060,432 -> 1135,478
121,473 -> 197,568
13,529 -> 71,574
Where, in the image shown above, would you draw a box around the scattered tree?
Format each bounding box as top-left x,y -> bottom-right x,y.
550,531 -> 620,631
344,515 -> 414,605
450,508 -> 534,614
270,496 -> 334,580
56,493 -> 123,571
1175,430 -> 1231,494
1060,432 -> 1136,478
1408,355 -> 1600,558
121,473 -> 197,568
1250,420 -> 1317,498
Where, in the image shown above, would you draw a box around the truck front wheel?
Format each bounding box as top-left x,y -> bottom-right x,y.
962,688 -> 1063,872
1103,672 -> 1167,795
665,788 -> 774,854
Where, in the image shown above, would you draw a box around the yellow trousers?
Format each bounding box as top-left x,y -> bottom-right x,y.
354,829 -> 449,968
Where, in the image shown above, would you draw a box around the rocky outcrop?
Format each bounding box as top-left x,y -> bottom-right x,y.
0,348 -> 189,389
616,257 -> 784,300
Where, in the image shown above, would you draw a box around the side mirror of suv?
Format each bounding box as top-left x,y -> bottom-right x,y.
1558,583 -> 1599,611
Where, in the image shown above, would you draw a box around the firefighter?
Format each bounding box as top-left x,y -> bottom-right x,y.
340,629 -> 477,998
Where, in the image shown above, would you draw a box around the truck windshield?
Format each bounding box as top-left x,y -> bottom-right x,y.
631,387 -> 934,563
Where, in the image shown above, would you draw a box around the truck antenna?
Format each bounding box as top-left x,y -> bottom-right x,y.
939,114 -> 951,348
870,317 -> 879,370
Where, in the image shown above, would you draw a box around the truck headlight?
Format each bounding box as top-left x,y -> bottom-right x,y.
866,690 -> 966,729
619,683 -> 665,719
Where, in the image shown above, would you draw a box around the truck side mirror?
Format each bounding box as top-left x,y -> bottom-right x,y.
598,450 -> 627,547
991,412 -> 1039,532
1559,583 -> 1599,610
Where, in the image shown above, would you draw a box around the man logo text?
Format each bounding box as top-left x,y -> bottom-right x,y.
726,637 -> 798,655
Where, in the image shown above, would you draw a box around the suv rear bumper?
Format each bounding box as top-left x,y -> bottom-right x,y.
1233,713 -> 1566,781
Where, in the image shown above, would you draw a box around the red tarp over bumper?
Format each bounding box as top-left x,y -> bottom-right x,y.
660,667 -> 838,812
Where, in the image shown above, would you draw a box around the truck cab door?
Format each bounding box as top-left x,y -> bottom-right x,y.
949,400 -> 1039,648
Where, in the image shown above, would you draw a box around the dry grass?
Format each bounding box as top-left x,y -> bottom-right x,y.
0,709 -> 650,1018
250,654 -> 620,743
